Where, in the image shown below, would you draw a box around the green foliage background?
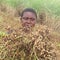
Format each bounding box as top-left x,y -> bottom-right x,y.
0,0 -> 60,16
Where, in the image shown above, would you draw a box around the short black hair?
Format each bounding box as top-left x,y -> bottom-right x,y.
21,8 -> 37,18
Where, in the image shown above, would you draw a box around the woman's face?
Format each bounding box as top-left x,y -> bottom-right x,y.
21,12 -> 36,28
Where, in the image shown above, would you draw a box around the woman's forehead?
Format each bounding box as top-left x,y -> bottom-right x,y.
22,12 -> 36,18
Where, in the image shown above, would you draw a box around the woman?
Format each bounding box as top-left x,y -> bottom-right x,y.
0,8 -> 56,60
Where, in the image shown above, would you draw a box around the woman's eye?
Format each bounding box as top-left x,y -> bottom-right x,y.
30,18 -> 35,21
23,17 -> 29,20
22,17 -> 35,21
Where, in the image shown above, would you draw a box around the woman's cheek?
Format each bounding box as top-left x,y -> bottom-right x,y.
31,21 -> 36,27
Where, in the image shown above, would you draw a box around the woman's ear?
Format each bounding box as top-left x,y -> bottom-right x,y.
20,17 -> 22,20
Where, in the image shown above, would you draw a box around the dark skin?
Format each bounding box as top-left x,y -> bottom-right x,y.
21,11 -> 37,29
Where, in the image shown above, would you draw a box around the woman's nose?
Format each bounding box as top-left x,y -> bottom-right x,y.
26,19 -> 31,23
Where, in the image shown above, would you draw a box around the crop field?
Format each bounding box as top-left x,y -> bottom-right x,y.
0,0 -> 60,60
